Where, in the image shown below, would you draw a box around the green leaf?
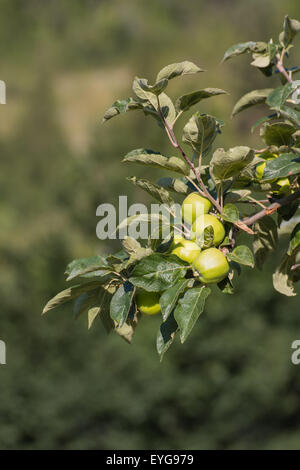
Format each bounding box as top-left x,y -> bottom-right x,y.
159,279 -> 193,321
232,89 -> 273,117
227,245 -> 255,267
273,254 -> 297,296
218,276 -> 234,294
136,77 -> 168,96
156,61 -> 204,82
288,223 -> 300,256
250,114 -> 277,133
222,203 -> 240,223
102,97 -> 143,122
210,146 -> 254,182
42,281 -> 102,315
222,41 -> 257,62
110,281 -> 135,327
266,83 -> 297,108
262,153 -> 300,180
280,15 -> 300,47
114,311 -> 141,344
251,52 -> 271,68
175,88 -> 227,112
88,288 -> 113,330
253,216 -> 278,269
65,255 -> 110,282
123,148 -> 189,175
260,122 -> 296,146
129,254 -> 187,292
156,313 -> 178,361
115,212 -> 170,236
127,176 -> 175,206
174,287 -> 211,343
275,105 -> 300,128
224,189 -> 251,203
121,236 -> 141,256
132,78 -> 176,126
182,112 -> 218,154
157,177 -> 189,195
74,289 -> 99,319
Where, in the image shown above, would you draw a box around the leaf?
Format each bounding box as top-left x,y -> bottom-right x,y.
110,281 -> 135,327
218,276 -> 234,294
132,78 -> 176,126
127,176 -> 175,206
182,113 -> 218,154
123,148 -> 189,175
280,15 -> 300,47
262,153 -> 300,180
159,279 -> 193,321
175,88 -> 227,112
74,289 -> 99,319
102,97 -> 143,122
250,114 -> 277,133
136,77 -> 168,96
65,255 -> 110,282
121,236 -> 141,256
222,41 -> 257,62
266,83 -> 297,108
156,61 -> 204,82
157,177 -> 189,195
227,245 -> 254,267
273,254 -> 297,296
232,89 -> 273,117
115,212 -> 170,236
114,312 -> 141,344
224,189 -> 251,203
129,254 -> 187,292
222,203 -> 240,223
42,281 -> 102,315
156,313 -> 178,361
275,105 -> 300,128
251,52 -> 271,68
174,287 -> 211,343
88,288 -> 112,329
210,146 -> 254,182
253,216 -> 278,269
288,223 -> 300,256
260,122 -> 296,146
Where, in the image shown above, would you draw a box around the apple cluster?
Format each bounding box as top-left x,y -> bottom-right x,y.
136,192 -> 229,315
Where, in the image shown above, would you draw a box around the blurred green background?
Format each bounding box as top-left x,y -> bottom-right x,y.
1,0 -> 300,450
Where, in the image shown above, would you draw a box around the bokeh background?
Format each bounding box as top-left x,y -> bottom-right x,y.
1,0 -> 300,450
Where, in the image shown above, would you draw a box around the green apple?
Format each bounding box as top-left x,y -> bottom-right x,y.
192,248 -> 230,284
136,290 -> 161,315
171,234 -> 185,249
172,239 -> 201,263
182,192 -> 212,225
191,214 -> 225,246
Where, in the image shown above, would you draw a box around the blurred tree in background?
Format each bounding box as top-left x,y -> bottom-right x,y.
0,0 -> 300,449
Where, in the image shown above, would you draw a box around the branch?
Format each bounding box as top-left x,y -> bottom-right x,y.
242,189 -> 300,226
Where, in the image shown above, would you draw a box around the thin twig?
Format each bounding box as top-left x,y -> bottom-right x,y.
242,189 -> 300,226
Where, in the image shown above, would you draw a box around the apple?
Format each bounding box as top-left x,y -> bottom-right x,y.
182,192 -> 212,225
171,234 -> 185,249
191,214 -> 225,246
172,239 -> 201,263
192,248 -> 230,284
135,290 -> 161,315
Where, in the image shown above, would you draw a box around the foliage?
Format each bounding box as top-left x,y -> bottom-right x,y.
43,16 -> 300,360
